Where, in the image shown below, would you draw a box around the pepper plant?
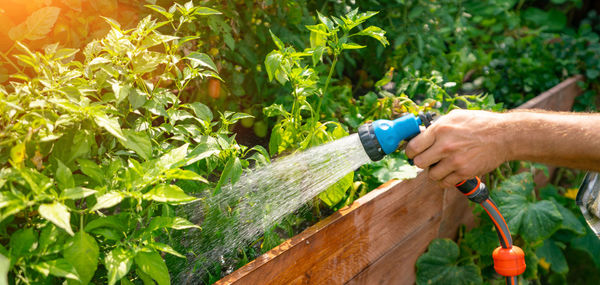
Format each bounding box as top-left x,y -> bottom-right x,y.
0,2 -> 267,284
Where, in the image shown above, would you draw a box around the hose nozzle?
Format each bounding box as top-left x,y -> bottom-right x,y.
358,113 -> 435,161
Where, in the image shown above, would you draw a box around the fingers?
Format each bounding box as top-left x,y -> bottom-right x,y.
439,173 -> 465,189
427,158 -> 454,182
406,127 -> 436,159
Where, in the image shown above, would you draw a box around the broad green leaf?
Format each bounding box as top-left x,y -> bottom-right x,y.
135,249 -> 170,285
94,114 -> 125,140
416,239 -> 482,285
316,11 -> 334,31
264,51 -> 286,84
162,169 -> 208,183
341,43 -> 366,50
148,216 -> 200,232
214,156 -> 242,194
8,7 -> 61,41
105,247 -> 134,285
32,259 -> 79,281
85,213 -> 129,233
185,102 -> 213,122
186,140 -> 219,165
120,129 -> 152,160
492,173 -> 562,242
536,239 -> 568,274
64,231 -> 99,285
149,242 -> 185,258
0,253 -> 8,285
269,30 -> 285,50
78,159 -> 104,184
372,157 -> 418,183
193,7 -> 221,16
353,26 -> 389,46
157,144 -> 189,171
311,46 -> 326,66
319,172 -> 353,207
91,192 -> 123,211
570,224 -> 600,267
553,199 -> 585,235
143,184 -> 197,204
39,202 -> 74,236
56,159 -> 75,190
61,187 -> 97,200
186,52 -> 218,72
9,228 -> 36,258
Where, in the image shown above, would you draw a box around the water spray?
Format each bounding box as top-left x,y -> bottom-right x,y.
358,113 -> 526,285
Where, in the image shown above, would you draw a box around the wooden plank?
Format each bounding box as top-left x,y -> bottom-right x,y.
216,172 -> 443,285
438,188 -> 475,239
345,221 -> 439,285
517,75 -> 583,111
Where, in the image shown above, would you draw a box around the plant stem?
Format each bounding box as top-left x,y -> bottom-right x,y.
315,54 -> 338,121
0,51 -> 20,73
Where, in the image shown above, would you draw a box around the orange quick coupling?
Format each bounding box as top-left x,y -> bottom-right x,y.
456,178 -> 526,284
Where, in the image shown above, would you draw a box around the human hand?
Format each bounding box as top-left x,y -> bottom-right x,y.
405,109 -> 511,188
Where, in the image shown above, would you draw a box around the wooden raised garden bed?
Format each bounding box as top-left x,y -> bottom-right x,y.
216,75 -> 584,285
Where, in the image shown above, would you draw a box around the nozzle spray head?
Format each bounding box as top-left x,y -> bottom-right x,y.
358,113 -> 435,161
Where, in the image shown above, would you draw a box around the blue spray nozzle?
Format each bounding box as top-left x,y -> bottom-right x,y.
372,114 -> 422,154
358,113 -> 434,161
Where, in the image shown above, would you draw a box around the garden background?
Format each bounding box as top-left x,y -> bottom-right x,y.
1,0 -> 600,284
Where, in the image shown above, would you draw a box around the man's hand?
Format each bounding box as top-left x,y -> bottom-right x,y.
405,110 -> 512,188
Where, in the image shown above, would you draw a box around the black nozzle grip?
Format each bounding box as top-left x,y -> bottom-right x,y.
456,177 -> 489,203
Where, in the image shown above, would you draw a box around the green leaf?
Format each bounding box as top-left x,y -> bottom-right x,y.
0,253 -> 9,285
61,187 -> 98,200
416,239 -> 482,285
78,159 -> 105,184
94,114 -> 125,140
316,11 -> 334,31
214,156 -> 242,194
186,140 -> 219,165
32,259 -> 80,281
63,231 -> 99,285
311,46 -> 326,66
353,26 -> 389,46
149,242 -> 185,258
135,249 -> 170,285
9,228 -> 36,258
39,202 -> 74,236
120,129 -> 152,160
492,173 -> 562,242
570,224 -> 600,267
269,30 -> 285,50
91,192 -> 123,211
319,172 -> 353,207
536,239 -> 568,274
8,7 -> 61,41
162,169 -> 208,183
553,199 -> 586,235
157,144 -> 189,171
105,247 -> 134,285
186,52 -> 218,72
185,102 -> 213,122
148,216 -> 200,232
193,7 -> 221,16
341,43 -> 366,50
143,184 -> 197,204
56,159 -> 75,190
265,51 -> 283,83
372,157 -> 418,183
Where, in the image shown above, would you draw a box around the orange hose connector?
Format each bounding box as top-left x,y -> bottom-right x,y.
492,246 -> 526,277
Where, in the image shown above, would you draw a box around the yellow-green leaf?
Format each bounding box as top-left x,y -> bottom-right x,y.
39,203 -> 74,236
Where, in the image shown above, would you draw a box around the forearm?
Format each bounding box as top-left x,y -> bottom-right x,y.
502,111 -> 600,171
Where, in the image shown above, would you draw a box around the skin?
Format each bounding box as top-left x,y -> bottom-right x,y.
405,109 -> 600,188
